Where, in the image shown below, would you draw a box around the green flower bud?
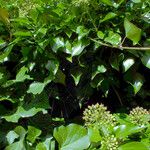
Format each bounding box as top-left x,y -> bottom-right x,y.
83,103 -> 117,129
101,135 -> 119,150
129,107 -> 150,126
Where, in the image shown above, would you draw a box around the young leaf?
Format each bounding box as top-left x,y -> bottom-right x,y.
16,66 -> 32,82
100,12 -> 117,23
27,126 -> 41,144
27,82 -> 45,95
104,31 -> 121,46
124,18 -> 141,45
54,124 -> 90,150
118,142 -> 149,150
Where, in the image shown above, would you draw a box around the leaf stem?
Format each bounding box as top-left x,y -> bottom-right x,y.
90,38 -> 150,51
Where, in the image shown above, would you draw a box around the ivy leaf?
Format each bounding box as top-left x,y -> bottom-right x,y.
5,140 -> 25,150
3,93 -> 49,122
16,66 -> 32,82
104,31 -> 121,46
88,128 -> 102,143
100,12 -> 117,23
132,74 -> 144,94
109,53 -> 124,71
141,52 -> 150,69
101,0 -> 113,6
71,40 -> 86,56
123,58 -> 135,72
71,68 -> 83,86
54,124 -> 90,150
13,31 -> 32,37
27,82 -> 45,95
36,137 -> 54,150
76,26 -> 89,40
6,131 -> 19,144
27,126 -> 41,144
97,31 -> 104,39
53,69 -> 66,85
118,142 -> 149,150
124,18 -> 141,45
114,124 -> 146,139
52,37 -> 65,52
0,44 -> 14,63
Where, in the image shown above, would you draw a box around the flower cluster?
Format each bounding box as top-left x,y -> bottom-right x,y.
83,103 -> 116,129
101,135 -> 119,150
129,107 -> 150,126
72,0 -> 90,7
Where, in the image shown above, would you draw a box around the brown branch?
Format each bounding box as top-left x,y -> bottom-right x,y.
90,38 -> 150,51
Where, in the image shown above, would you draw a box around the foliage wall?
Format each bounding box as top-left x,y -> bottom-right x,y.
0,0 -> 150,149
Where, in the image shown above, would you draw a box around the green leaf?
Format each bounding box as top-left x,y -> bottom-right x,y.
71,68 -> 82,86
110,53 -> 124,71
97,31 -> 104,39
3,93 -> 49,122
88,128 -> 102,143
104,31 -> 121,46
101,0 -> 113,6
132,0 -> 141,3
124,18 -> 141,45
100,12 -> 117,23
52,37 -> 65,52
92,65 -> 107,80
53,69 -> 66,85
114,124 -> 146,139
0,8 -> 9,25
5,126 -> 26,150
36,137 -> 54,150
118,142 -> 149,150
16,66 -> 32,82
0,44 -> 14,63
5,140 -> 25,150
27,82 -> 45,95
13,31 -> 32,37
123,58 -> 135,72
27,126 -> 41,144
6,131 -> 19,144
76,26 -> 89,40
141,52 -> 150,69
54,124 -> 90,150
71,40 -> 86,56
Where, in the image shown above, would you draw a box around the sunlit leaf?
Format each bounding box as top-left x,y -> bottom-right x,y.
124,18 -> 141,45
123,58 -> 135,72
118,142 -> 149,150
100,12 -> 117,23
54,124 -> 90,150
104,31 -> 121,46
27,126 -> 41,144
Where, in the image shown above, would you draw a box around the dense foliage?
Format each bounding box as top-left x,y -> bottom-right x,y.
0,0 -> 150,149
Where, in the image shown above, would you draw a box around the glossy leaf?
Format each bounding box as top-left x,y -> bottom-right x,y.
141,52 -> 150,69
118,142 -> 149,150
114,124 -> 146,139
124,18 -> 141,45
54,124 -> 90,150
104,31 -> 121,46
123,58 -> 135,72
100,12 -> 117,23
27,82 -> 45,95
6,131 -> 19,144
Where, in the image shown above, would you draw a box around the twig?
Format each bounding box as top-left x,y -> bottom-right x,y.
90,38 -> 150,51
112,85 -> 123,106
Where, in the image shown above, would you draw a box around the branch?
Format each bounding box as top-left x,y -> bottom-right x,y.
90,38 -> 150,51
